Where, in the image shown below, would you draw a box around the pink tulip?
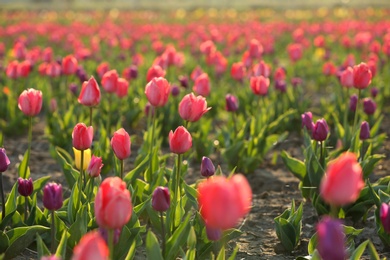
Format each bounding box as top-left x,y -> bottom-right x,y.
72,123 -> 93,151
340,67 -> 354,88
178,93 -> 210,122
230,62 -> 246,82
78,76 -> 101,107
250,76 -> 270,96
144,77 -> 170,107
101,70 -> 119,93
18,88 -> 43,117
111,128 -> 131,160
62,55 -> 78,75
72,231 -> 109,260
193,73 -> 210,97
146,65 -> 166,83
353,62 -> 372,89
320,152 -> 364,206
87,155 -> 104,178
116,78 -> 129,98
168,126 -> 192,154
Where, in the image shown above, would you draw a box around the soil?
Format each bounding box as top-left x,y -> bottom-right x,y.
2,112 -> 390,259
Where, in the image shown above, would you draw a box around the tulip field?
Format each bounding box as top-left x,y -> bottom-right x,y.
1,7 -> 390,260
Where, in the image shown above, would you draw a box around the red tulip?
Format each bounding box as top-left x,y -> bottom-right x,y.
193,73 -> 210,97
231,62 -> 246,82
322,61 -> 337,76
178,93 -> 210,122
45,62 -> 62,77
252,60 -> 270,77
340,67 -> 354,88
152,186 -> 170,212
168,126 -> 192,154
96,62 -> 109,78
111,128 -> 131,160
250,76 -> 270,96
144,77 -> 170,107
94,177 -> 132,229
78,76 -> 101,107
320,152 -> 364,206
72,231 -> 109,260
17,60 -> 31,78
198,174 -> 252,230
101,70 -> 119,93
62,55 -> 78,75
72,123 -> 93,151
6,61 -> 18,79
248,39 -> 263,59
18,88 -> 43,117
287,43 -> 303,62
116,78 -> 129,98
353,62 -> 372,89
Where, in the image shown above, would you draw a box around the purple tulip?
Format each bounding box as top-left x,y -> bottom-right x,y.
206,225 -> 222,241
363,98 -> 377,115
179,75 -> 189,88
301,112 -> 314,132
43,183 -> 63,211
274,80 -> 287,93
152,186 -> 170,212
129,65 -> 138,79
99,227 -> 121,245
0,148 -> 10,172
17,177 -> 33,197
225,94 -> 238,112
359,121 -> 370,140
317,216 -> 346,260
312,118 -> 329,142
170,84 -> 180,97
371,87 -> 379,98
349,94 -> 358,112
201,156 -> 215,177
380,203 -> 390,233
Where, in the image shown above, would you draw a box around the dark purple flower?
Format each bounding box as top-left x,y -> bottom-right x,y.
359,121 -> 370,140
363,98 -> 377,115
274,80 -> 286,93
301,112 -> 314,132
349,94 -> 358,112
201,156 -> 215,177
225,94 -> 238,112
170,84 -> 180,97
129,65 -> 138,79
0,148 -> 10,172
69,83 -> 78,96
317,216 -> 346,260
206,225 -> 222,241
312,118 -> 329,142
291,77 -> 302,88
179,75 -> 189,88
43,183 -> 63,211
152,186 -> 170,212
99,227 -> 121,245
371,87 -> 379,98
144,102 -> 155,117
17,177 -> 33,197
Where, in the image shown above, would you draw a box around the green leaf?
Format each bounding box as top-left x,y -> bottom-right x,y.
18,150 -> 30,179
4,183 -> 17,219
68,205 -> 88,248
5,225 -> 50,259
0,231 -> 9,253
367,240 -> 380,260
183,183 -> 198,210
308,233 -> 317,255
274,218 -> 296,251
165,214 -> 191,260
228,245 -> 239,260
146,230 -> 163,260
36,234 -> 50,259
350,240 -> 369,260
124,239 -> 137,260
32,176 -> 51,196
124,153 -> 149,185
0,210 -> 16,231
55,230 -> 68,259
55,146 -> 78,187
281,151 -> 306,181
216,245 -> 225,260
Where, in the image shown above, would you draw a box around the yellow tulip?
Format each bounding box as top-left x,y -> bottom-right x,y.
73,148 -> 91,171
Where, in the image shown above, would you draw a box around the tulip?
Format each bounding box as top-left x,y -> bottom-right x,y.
252,60 -> 270,77
96,62 -> 109,78
43,183 -> 63,211
78,76 -> 101,107
250,76 -> 270,96
0,148 -> 10,172
322,61 -> 337,76
274,80 -> 287,93
190,66 -> 203,81
116,78 -> 129,98
291,77 -> 302,88
72,231 -> 109,260
145,77 -> 170,107
340,67 -> 354,88
69,83 -> 78,96
178,93 -> 210,122
111,128 -> 131,160
193,73 -> 210,97
73,148 -> 92,171
198,174 -> 252,230
320,152 -> 364,206
62,55 -> 78,75
95,177 -> 132,230
231,62 -> 246,82
353,62 -> 372,89
41,255 -> 62,260
144,102 -> 155,117
301,112 -> 314,132
49,98 -> 57,113
146,65 -> 166,83
99,227 -> 121,245
248,39 -> 263,59
17,177 -> 33,197
349,94 -> 358,112
225,94 -> 239,112
359,121 -> 370,140
6,60 -> 18,79
287,43 -> 303,62
87,156 -> 104,178
168,126 -> 192,154
363,98 -> 377,115
101,70 -> 119,93
371,87 -> 379,98
46,62 -> 61,77
380,203 -> 390,234
312,119 -> 329,142
201,156 -> 215,177
316,217 -> 346,260
171,84 -> 180,97
178,75 -> 188,88
206,225 -> 222,241
18,88 -> 43,117
17,60 -> 31,78
152,186 -> 170,212
72,123 -> 93,151
128,65 -> 138,79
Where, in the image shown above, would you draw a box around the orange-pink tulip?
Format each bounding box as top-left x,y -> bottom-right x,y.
72,231 -> 109,260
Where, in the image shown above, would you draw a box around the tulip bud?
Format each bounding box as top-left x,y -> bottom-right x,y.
316,217 -> 347,260
349,94 -> 358,112
168,126 -> 192,154
43,183 -> 63,211
359,121 -> 370,140
312,119 -> 329,142
301,112 -> 314,132
129,65 -> 138,79
72,123 -> 93,151
371,87 -> 379,98
49,98 -> 57,113
101,70 -> 119,93
18,88 -> 43,117
225,94 -> 238,112
291,77 -> 302,88
340,67 -> 354,88
274,80 -> 287,93
69,83 -> 78,96
111,128 -> 131,160
99,227 -> 121,245
178,75 -> 188,88
144,102 -> 155,117
78,76 -> 101,107
73,148 -> 92,171
193,73 -> 210,97
201,156 -> 215,177
380,203 -> 390,234
179,93 -> 210,122
0,148 -> 10,172
170,84 -> 180,97
353,62 -> 372,89
72,232 -> 109,260
17,177 -> 33,197
144,77 -> 170,107
152,186 -> 170,212
206,225 -> 222,241
87,155 -> 104,178
363,98 -> 377,115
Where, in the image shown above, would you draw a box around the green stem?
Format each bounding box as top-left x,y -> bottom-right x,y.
160,212 -> 166,257
80,149 -> 85,190
173,153 -> 182,232
51,210 -> 56,254
89,106 -> 93,128
120,159 -> 124,179
0,172 -> 5,220
330,205 -> 339,218
148,107 -> 157,182
24,196 -> 28,222
352,89 -> 361,132
231,112 -> 238,137
23,116 -> 33,179
320,141 -> 324,169
108,229 -> 114,260
107,94 -> 112,135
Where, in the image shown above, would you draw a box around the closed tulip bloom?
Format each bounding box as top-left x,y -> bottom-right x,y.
17,177 -> 33,197
72,123 -> 93,151
353,62 -> 372,89
322,61 -> 337,76
317,217 -> 346,260
198,174 -> 252,230
320,152 -> 364,206
94,177 -> 132,229
87,155 -> 104,178
190,66 -> 203,81
231,62 -> 246,82
72,231 -> 109,260
111,128 -> 131,160
43,183 -> 63,211
96,62 -> 109,78
349,94 -> 358,112
146,65 -> 166,83
359,121 -> 370,140
152,186 -> 170,212
312,118 -> 329,142
371,87 -> 379,98
46,62 -> 62,77
179,75 -> 189,88
101,70 -> 119,93
340,67 -> 354,88
116,78 -> 129,98
145,77 -> 170,107
301,112 -> 314,132
193,73 -> 210,97
0,148 -> 10,172
171,84 -> 180,97
225,94 -> 239,112
17,60 -> 31,78
179,93 -> 210,122
73,148 -> 92,171
201,156 -> 215,177
250,76 -> 270,96
363,98 -> 377,115
62,55 -> 78,75
6,60 -> 18,79
169,126 -> 192,154
78,76 -> 101,107
18,88 -> 43,117
252,61 -> 270,77
380,203 -> 390,234
287,43 -> 303,62
144,102 -> 155,117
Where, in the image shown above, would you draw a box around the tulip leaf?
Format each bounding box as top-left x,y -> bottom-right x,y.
55,229 -> 68,259
361,154 -> 386,179
4,183 -> 17,220
5,225 -> 50,259
165,214 -> 191,260
32,176 -> 51,196
227,245 -> 239,260
216,245 -> 225,260
124,153 -> 149,185
0,231 -> 9,253
183,182 -> 198,210
55,146 -> 78,187
281,151 -> 306,181
124,239 -> 137,260
307,233 -> 317,255
0,210 -> 16,231
114,226 -> 132,260
68,205 -> 88,248
274,218 -> 296,251
350,239 -> 369,260
367,240 -> 380,260
36,234 -> 50,259
18,150 -> 30,179
146,230 -> 163,260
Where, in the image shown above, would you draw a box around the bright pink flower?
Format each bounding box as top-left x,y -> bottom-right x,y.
252,61 -> 270,77
231,62 -> 246,82
116,78 -> 129,98
287,43 -> 303,62
191,66 -> 203,81
17,60 -> 31,78
6,61 -> 19,79
101,70 -> 119,93
168,126 -> 192,154
178,93 -> 210,122
248,39 -> 263,59
111,128 -> 131,160
72,123 -> 93,151
146,65 -> 166,83
320,152 -> 364,206
72,232 -> 109,260
250,76 -> 270,96
62,55 -> 78,75
353,63 -> 372,89
322,61 -> 337,76
340,67 -> 354,88
193,73 -> 210,97
87,155 -> 104,178
46,62 -> 62,77
96,62 -> 109,78
145,77 -> 170,107
152,186 -> 170,212
78,76 -> 101,107
94,177 -> 132,229
18,88 -> 43,117
198,174 -> 252,230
